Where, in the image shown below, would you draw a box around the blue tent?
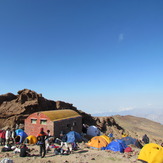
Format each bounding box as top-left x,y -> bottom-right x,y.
102,139 -> 127,153
15,130 -> 28,143
121,136 -> 143,148
121,136 -> 137,145
66,131 -> 82,143
15,129 -> 24,136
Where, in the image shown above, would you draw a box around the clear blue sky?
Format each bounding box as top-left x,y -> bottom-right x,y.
0,0 -> 163,114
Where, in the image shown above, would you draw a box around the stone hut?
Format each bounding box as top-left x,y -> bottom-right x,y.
25,109 -> 82,137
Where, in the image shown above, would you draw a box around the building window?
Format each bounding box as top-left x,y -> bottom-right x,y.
40,119 -> 47,125
31,119 -> 37,124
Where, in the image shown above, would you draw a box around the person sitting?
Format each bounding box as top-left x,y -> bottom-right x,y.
45,136 -> 54,153
47,130 -> 51,138
60,132 -> 68,150
19,144 -> 30,157
142,134 -> 149,144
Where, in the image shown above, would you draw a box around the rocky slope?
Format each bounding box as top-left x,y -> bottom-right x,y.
113,115 -> 163,144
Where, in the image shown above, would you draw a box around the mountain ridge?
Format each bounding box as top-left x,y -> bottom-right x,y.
92,108 -> 163,125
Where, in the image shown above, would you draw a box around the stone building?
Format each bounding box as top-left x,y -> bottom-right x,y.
25,109 -> 82,137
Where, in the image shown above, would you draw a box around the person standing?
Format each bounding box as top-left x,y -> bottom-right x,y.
0,130 -> 6,145
11,128 -> 16,144
45,130 -> 52,153
5,128 -> 11,145
37,128 -> 47,158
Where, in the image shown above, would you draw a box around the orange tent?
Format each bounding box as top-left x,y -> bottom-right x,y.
86,136 -> 108,149
100,135 -> 111,144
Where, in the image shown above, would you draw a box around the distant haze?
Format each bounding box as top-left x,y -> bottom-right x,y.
92,108 -> 163,125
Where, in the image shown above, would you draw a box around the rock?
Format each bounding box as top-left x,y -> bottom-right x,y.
0,93 -> 17,105
0,89 -> 77,128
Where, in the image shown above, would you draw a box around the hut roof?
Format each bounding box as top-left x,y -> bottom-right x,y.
40,109 -> 81,121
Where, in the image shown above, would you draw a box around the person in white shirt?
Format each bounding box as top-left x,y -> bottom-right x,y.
5,128 -> 11,145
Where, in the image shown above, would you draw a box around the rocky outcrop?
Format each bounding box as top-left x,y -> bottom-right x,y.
0,89 -> 77,129
0,93 -> 17,105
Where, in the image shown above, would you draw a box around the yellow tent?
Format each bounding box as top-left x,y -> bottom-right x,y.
100,135 -> 111,144
138,143 -> 163,163
86,136 -> 108,149
26,135 -> 38,145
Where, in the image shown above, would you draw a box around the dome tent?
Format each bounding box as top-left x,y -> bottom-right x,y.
15,129 -> 28,143
66,131 -> 82,143
15,129 -> 24,135
86,136 -> 108,149
25,135 -> 38,144
100,135 -> 112,144
138,143 -> 163,163
87,126 -> 100,137
121,136 -> 143,149
121,136 -> 136,145
102,139 -> 127,153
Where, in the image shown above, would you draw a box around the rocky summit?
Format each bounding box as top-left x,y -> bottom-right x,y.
0,89 -> 76,128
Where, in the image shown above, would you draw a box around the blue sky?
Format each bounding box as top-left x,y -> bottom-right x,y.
0,0 -> 163,114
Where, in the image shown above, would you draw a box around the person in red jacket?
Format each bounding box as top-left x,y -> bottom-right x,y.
37,128 -> 47,158
0,130 -> 6,145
